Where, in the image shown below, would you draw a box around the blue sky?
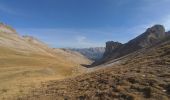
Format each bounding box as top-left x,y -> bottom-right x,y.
0,0 -> 170,48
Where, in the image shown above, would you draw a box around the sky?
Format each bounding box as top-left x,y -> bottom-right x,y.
0,0 -> 170,48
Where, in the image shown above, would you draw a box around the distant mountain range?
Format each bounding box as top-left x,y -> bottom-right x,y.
68,47 -> 105,61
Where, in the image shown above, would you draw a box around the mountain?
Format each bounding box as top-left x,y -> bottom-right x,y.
93,25 -> 168,65
20,26 -> 170,100
68,47 -> 105,61
0,23 -> 91,99
2,23 -> 170,100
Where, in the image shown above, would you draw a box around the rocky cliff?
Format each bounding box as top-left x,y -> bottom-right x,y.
103,41 -> 122,57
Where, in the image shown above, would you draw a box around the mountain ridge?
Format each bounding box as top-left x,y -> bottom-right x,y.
93,24 -> 169,66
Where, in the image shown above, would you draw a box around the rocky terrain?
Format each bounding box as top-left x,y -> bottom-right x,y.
12,25 -> 170,100
68,47 -> 105,61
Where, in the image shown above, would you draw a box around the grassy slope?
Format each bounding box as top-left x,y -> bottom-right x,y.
20,40 -> 170,100
0,31 -> 91,99
0,46 -> 89,99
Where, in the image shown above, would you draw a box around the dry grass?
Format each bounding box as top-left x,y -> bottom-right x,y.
0,46 -> 91,100
18,40 -> 170,100
0,29 -> 92,100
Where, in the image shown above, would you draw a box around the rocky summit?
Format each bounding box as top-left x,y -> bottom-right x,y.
132,24 -> 166,48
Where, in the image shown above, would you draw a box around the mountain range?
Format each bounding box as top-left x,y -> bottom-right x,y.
0,23 -> 170,100
68,47 -> 105,61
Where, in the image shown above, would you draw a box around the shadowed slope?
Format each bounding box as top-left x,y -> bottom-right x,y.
93,25 -> 168,66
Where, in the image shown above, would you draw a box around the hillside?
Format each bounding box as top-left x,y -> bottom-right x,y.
0,23 -> 91,99
19,30 -> 170,100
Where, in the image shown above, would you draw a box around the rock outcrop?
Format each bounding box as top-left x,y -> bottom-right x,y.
132,24 -> 166,48
103,41 -> 122,57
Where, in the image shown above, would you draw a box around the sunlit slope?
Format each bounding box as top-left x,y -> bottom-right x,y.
0,24 -> 91,75
0,23 -> 91,99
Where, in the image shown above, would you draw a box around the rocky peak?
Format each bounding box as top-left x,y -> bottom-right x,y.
146,25 -> 165,33
145,24 -> 165,38
132,24 -> 166,47
104,41 -> 122,57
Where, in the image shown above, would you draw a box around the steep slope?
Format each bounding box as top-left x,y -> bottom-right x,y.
0,23 -> 91,99
94,25 -> 168,65
20,32 -> 170,100
69,47 -> 105,61
0,23 -> 91,68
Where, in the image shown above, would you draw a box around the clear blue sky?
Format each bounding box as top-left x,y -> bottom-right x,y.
0,0 -> 170,48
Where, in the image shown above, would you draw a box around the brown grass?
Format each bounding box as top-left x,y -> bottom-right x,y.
17,40 -> 170,100
0,46 -> 90,100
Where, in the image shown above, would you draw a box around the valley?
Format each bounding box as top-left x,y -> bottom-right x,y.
1,0 -> 170,99
17,30 -> 170,100
0,23 -> 169,100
